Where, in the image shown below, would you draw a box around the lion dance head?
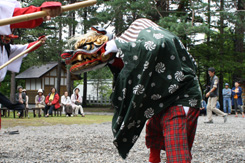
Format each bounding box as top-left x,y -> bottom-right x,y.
61,26 -> 114,74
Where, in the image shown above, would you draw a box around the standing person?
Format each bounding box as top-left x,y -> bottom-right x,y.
44,87 -> 60,117
232,82 -> 244,117
35,89 -> 45,117
61,91 -> 73,117
22,89 -> 29,117
15,86 -> 26,118
205,67 -> 227,123
222,83 -> 231,114
71,88 -> 85,117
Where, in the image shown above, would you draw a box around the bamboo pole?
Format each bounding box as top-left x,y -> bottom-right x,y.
0,0 -> 97,27
0,41 -> 42,70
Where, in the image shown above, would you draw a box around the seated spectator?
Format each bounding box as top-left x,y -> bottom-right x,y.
35,89 -> 45,117
71,88 -> 85,117
200,97 -> 207,116
22,89 -> 29,118
61,91 -> 73,117
44,87 -> 60,117
15,86 -> 26,118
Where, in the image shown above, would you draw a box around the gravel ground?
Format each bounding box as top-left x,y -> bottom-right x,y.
0,115 -> 244,163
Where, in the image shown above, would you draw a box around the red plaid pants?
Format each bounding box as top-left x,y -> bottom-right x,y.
145,106 -> 200,163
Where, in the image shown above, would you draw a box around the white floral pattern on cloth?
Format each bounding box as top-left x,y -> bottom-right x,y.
159,103 -> 164,107
131,42 -> 136,47
143,61 -> 149,71
153,33 -> 164,39
122,88 -> 126,99
167,75 -> 172,80
151,26 -> 160,31
122,138 -> 127,142
127,121 -> 136,129
120,121 -> 125,130
132,101 -> 136,108
137,74 -> 141,79
151,83 -> 156,87
144,41 -> 156,51
175,71 -> 185,82
155,62 -> 166,73
182,56 -> 186,61
179,40 -> 185,49
116,48 -> 124,59
170,55 -> 175,60
118,96 -> 123,101
184,94 -> 189,98
144,108 -> 154,119
161,42 -> 165,48
149,72 -> 152,77
117,38 -> 126,43
168,84 -> 179,94
151,94 -> 162,100
189,99 -> 198,107
132,135 -> 139,144
116,116 -> 123,125
128,80 -> 132,85
113,141 -> 118,147
133,84 -> 145,95
133,55 -> 138,60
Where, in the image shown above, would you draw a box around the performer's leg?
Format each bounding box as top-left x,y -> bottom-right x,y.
210,97 -> 226,116
0,92 -> 24,110
186,108 -> 200,152
163,106 -> 191,163
149,148 -> 161,163
146,110 -> 165,163
206,97 -> 212,121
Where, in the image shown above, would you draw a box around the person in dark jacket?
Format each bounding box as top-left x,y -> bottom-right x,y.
232,82 -> 244,118
15,85 -> 26,118
44,87 -> 60,117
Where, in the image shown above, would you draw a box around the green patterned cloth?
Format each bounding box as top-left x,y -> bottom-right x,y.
111,26 -> 202,159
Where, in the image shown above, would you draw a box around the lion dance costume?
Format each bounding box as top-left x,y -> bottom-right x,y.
62,18 -> 202,163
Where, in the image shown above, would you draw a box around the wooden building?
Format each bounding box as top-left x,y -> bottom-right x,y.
16,62 -> 81,104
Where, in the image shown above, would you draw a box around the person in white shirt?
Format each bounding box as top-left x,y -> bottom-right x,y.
71,88 -> 85,117
61,91 -> 73,117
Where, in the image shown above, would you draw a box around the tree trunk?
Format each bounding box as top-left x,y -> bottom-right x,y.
219,0 -> 224,111
233,0 -> 244,82
83,72 -> 87,106
10,72 -> 16,103
56,20 -> 62,96
66,1 -> 76,96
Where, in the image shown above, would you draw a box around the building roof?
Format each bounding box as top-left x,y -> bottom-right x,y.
16,62 -> 58,79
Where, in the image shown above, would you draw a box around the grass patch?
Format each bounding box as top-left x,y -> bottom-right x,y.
84,107 -> 114,113
1,115 -> 113,129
